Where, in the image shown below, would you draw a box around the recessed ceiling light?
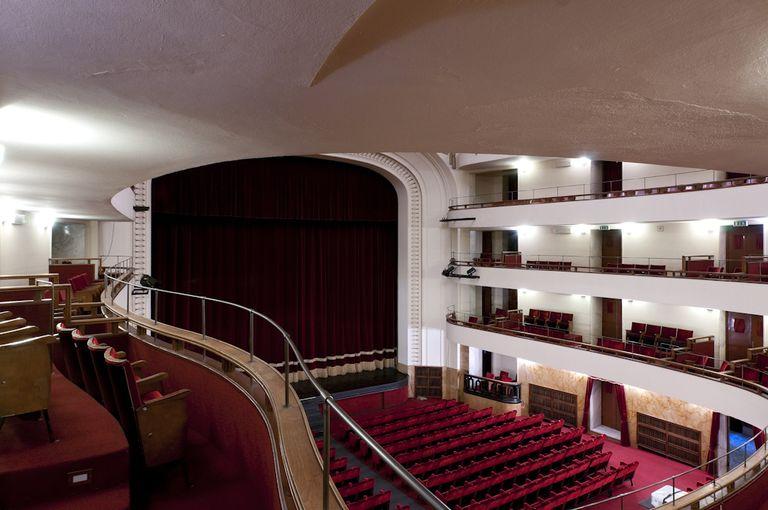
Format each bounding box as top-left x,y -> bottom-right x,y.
0,104 -> 97,147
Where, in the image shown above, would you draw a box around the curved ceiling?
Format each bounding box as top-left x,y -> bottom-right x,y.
2,0 -> 768,218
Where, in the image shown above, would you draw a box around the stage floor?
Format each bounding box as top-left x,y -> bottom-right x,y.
292,367 -> 406,399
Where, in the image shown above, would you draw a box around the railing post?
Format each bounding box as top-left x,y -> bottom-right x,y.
126,282 -> 131,314
323,398 -> 331,510
153,289 -> 158,325
249,311 -> 254,362
284,339 -> 290,408
672,476 -> 676,503
201,298 -> 206,340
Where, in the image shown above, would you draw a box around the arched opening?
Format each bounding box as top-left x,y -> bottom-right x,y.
151,156 -> 399,377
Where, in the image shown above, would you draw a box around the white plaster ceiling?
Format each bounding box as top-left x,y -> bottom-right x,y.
2,0 -> 768,218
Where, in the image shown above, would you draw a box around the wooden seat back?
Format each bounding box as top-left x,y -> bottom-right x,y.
105,347 -> 190,468
56,322 -> 84,388
87,338 -> 118,416
0,335 -> 52,419
72,329 -> 102,401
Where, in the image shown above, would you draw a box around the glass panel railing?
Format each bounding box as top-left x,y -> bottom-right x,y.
101,259 -> 449,510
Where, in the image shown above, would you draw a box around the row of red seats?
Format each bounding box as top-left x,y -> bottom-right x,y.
526,260 -> 574,271
603,263 -> 666,275
363,402 -> 468,439
525,461 -> 639,510
343,399 -> 455,438
372,408 -> 495,451
437,444 -> 610,503
381,410 -> 517,457
347,401 -> 466,451
627,322 -> 693,347
422,428 -> 595,490
597,337 -> 669,359
456,450 -> 611,510
524,309 -> 574,330
394,417 -> 562,467
407,415 -> 548,477
331,464 -> 394,510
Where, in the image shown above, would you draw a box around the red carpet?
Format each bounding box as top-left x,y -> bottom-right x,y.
0,369 -> 130,509
589,435 -> 712,509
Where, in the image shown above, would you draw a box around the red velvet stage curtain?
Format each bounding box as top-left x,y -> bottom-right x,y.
151,157 -> 398,369
581,376 -> 596,429
614,384 -> 630,446
707,412 -> 720,476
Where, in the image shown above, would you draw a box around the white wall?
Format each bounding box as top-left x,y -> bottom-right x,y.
622,162 -> 726,190
621,299 -> 723,342
518,225 -> 593,263
517,289 -> 594,339
621,222 -> 720,270
0,214 -> 52,278
518,158 -> 591,197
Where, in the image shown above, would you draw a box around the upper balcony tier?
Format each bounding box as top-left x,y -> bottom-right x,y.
444,173 -> 768,228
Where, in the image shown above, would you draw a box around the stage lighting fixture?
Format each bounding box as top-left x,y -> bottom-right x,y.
442,265 -> 456,277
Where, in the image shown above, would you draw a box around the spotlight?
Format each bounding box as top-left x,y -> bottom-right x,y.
442,265 -> 457,277
140,274 -> 161,289
467,267 -> 477,277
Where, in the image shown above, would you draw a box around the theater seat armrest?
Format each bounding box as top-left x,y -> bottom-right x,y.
136,372 -> 169,394
720,369 -> 735,375
143,388 -> 191,407
731,358 -> 751,366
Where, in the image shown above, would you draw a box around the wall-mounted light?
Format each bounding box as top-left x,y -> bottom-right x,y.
34,209 -> 57,229
0,200 -> 16,225
516,158 -> 533,174
0,144 -> 5,165
619,222 -> 640,236
695,218 -> 722,235
572,224 -> 589,236
0,104 -> 97,147
574,156 -> 591,167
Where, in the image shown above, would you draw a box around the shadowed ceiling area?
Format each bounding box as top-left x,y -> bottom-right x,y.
2,0 -> 768,217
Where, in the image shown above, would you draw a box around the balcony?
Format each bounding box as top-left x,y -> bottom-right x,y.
463,372 -> 522,404
446,253 -> 768,316
444,173 -> 768,228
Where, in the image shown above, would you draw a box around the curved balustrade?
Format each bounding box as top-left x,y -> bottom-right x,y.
450,252 -> 768,284
448,311 -> 768,509
101,260 -> 450,510
448,172 -> 768,210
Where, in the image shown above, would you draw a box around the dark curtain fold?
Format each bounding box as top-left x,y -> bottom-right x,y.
707,412 -> 720,476
753,425 -> 766,449
581,376 -> 596,429
614,384 -> 630,446
151,157 -> 398,368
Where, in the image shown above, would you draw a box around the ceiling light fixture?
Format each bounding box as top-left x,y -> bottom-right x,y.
575,156 -> 591,166
0,144 -> 5,165
34,209 -> 57,229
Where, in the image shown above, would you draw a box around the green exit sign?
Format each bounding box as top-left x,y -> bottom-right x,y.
733,220 -> 748,227
599,225 -> 610,231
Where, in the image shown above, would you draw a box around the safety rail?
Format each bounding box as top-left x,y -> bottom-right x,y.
449,252 -> 768,282
101,260 -> 449,510
448,311 -> 768,509
463,372 -> 522,404
448,171 -> 765,209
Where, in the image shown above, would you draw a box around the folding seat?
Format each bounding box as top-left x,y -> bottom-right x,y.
630,322 -> 646,333
339,477 -> 375,500
0,334 -> 55,442
546,312 -> 562,329
104,347 -> 190,469
468,316 -> 479,324
675,329 -> 694,344
56,322 -> 84,388
71,329 -> 103,401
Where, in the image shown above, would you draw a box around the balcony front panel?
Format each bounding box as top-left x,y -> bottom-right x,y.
445,184 -> 768,229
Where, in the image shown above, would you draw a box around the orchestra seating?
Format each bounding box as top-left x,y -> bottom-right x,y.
626,322 -> 693,347
340,399 -> 637,509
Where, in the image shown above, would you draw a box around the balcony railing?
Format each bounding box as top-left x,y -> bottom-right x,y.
447,311 -> 768,509
463,372 -> 522,403
449,252 -> 768,283
448,171 -> 766,209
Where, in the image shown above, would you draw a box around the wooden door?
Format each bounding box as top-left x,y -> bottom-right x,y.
601,383 -> 622,430
481,350 -> 493,376
726,312 -> 763,360
601,161 -> 623,192
724,225 -> 763,272
601,298 -> 623,339
481,287 -> 492,321
601,229 -> 622,268
503,170 -> 518,201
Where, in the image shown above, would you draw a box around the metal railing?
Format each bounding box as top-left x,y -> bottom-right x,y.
102,260 -> 449,510
448,170 -> 765,209
448,311 -> 768,509
463,372 -> 522,403
450,252 -> 768,281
